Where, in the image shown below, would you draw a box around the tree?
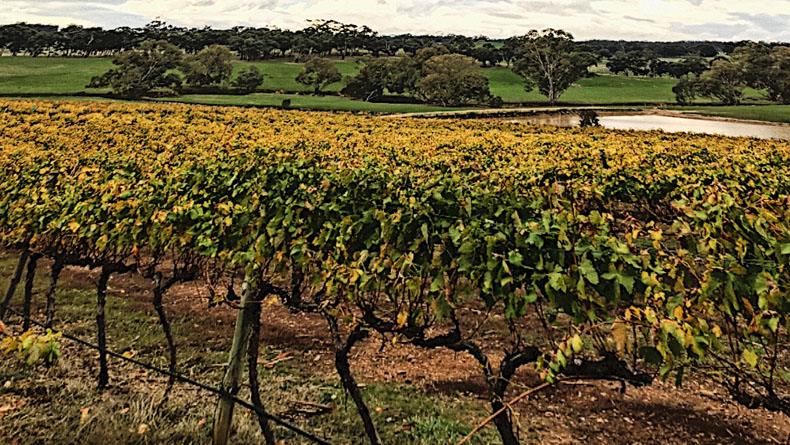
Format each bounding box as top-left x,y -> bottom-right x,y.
232,65 -> 265,93
342,57 -> 395,101
672,78 -> 697,105
181,44 -> 234,87
472,42 -> 500,67
0,23 -> 53,56
672,59 -> 745,105
416,54 -> 494,106
88,40 -> 183,98
414,44 -> 449,64
511,29 -> 596,105
606,50 -> 655,76
680,54 -> 709,77
734,43 -> 790,105
295,58 -> 341,94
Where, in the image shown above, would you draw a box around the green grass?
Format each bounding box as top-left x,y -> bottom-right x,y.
669,105 -> 790,124
485,68 -> 680,103
1,56 -> 686,104
158,93 -> 463,113
238,59 -> 360,93
0,57 -> 112,94
0,56 -> 784,120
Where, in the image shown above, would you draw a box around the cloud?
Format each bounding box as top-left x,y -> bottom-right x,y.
624,16 -> 656,24
3,1 -> 149,28
2,0 -> 789,41
679,22 -> 749,39
730,13 -> 790,35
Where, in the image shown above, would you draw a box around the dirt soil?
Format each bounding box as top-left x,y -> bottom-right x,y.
4,260 -> 790,444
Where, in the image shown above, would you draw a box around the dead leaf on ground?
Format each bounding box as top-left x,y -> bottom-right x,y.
79,406 -> 91,424
137,424 -> 149,435
122,350 -> 137,359
0,400 -> 25,413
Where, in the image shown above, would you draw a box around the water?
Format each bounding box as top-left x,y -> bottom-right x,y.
507,113 -> 790,140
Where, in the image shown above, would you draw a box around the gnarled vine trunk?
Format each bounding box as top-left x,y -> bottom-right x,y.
0,250 -> 30,321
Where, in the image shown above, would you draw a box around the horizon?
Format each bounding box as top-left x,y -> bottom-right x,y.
4,0 -> 790,43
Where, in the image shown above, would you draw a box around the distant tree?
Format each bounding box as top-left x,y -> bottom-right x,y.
606,50 -> 655,76
762,46 -> 790,104
445,35 -> 475,56
680,54 -> 709,77
500,37 -> 523,67
672,59 -> 745,105
414,44 -> 450,63
606,51 -> 631,75
296,58 -> 342,93
472,42 -> 500,67
342,57 -> 395,101
386,56 -> 422,95
228,28 -> 278,61
512,29 -> 596,105
416,54 -> 493,106
672,78 -> 699,105
0,23 -> 52,56
691,43 -> 718,58
734,43 -> 790,104
88,39 -> 183,98
181,44 -> 234,87
701,60 -> 746,105
231,65 -> 265,93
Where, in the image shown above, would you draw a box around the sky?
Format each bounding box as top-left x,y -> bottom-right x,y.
3,0 -> 790,41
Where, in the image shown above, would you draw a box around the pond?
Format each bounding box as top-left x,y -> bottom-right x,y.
507,113 -> 790,140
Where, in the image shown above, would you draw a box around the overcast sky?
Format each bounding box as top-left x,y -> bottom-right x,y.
4,0 -> 790,41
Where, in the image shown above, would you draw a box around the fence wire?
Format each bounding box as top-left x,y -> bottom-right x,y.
0,306 -> 332,445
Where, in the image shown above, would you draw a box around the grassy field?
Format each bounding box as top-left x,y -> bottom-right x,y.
0,56 -> 784,118
0,57 -> 112,94
671,104 -> 790,124
486,68 -> 681,103
2,56 -> 681,103
239,59 -> 360,93
161,93 -> 459,113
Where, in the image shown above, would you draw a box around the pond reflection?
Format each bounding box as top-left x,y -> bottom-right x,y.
506,113 -> 790,140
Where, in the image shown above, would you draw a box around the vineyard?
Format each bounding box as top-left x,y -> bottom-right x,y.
1,99 -> 790,444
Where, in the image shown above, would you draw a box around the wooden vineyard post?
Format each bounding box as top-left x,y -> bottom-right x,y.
213,275 -> 255,445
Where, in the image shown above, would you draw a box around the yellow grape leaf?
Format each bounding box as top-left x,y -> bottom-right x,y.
612,323 -> 628,354
265,294 -> 279,307
396,311 -> 408,328
570,334 -> 583,353
673,305 -> 684,320
743,349 -> 758,368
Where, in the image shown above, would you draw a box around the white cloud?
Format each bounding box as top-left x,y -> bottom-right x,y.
4,0 -> 790,41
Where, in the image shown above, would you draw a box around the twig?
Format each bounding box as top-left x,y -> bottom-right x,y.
457,381 -> 553,445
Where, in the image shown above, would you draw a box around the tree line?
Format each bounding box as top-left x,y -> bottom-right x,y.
673,42 -> 790,105
1,19 -> 778,67
90,29 -> 601,107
